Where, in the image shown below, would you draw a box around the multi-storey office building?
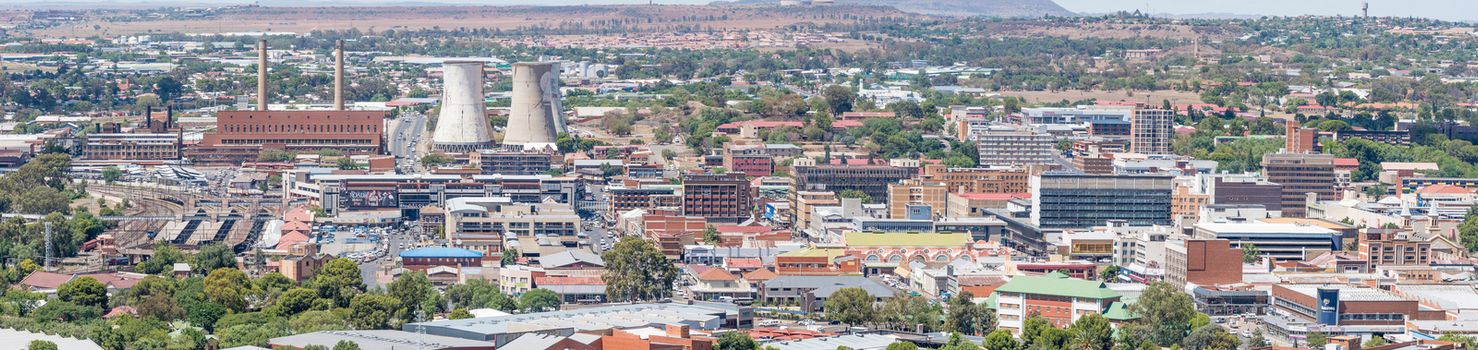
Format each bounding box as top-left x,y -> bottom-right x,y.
1030,173 -> 1174,229
791,162 -> 918,203
887,179 -> 949,219
919,164 -> 1031,194
681,173 -> 753,223
1261,153 -> 1336,218
975,130 -> 1058,166
473,148 -> 558,175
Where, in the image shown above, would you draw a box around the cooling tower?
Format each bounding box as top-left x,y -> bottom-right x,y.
432,61 -> 496,153
503,62 -> 565,147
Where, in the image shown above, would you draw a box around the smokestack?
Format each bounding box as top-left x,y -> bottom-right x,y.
257,39 -> 268,111
334,39 -> 345,110
166,105 -> 173,129
145,105 -> 152,128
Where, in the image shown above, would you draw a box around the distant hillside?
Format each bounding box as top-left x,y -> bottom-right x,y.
715,0 -> 1075,17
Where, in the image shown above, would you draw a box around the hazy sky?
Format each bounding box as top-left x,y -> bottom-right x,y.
6,0 -> 1478,22
1052,0 -> 1478,22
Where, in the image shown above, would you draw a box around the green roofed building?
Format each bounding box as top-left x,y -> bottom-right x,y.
990,272 -> 1138,335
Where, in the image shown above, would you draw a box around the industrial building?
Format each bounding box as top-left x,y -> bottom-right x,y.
187,40 -> 384,164
432,61 -> 497,152
503,62 -> 565,147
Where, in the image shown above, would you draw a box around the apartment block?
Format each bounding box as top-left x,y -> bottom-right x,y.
1130,108 -> 1173,155
1261,153 -> 1336,218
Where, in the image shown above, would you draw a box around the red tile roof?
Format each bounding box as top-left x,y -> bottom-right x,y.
742,268 -> 778,282
1416,184 -> 1474,195
18,271 -> 71,289
726,258 -> 763,269
1333,157 -> 1360,167
696,268 -> 738,281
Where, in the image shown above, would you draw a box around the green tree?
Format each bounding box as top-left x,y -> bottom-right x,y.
348,293 -> 401,330
449,308 -> 474,319
1306,331 -> 1329,347
1183,325 -> 1239,350
1245,329 -> 1269,348
838,189 -> 872,204
823,287 -> 877,326
57,276 -> 108,310
311,258 -> 364,307
984,329 -> 1021,350
821,85 -> 858,115
387,271 -> 440,322
1100,265 -> 1121,282
27,340 -> 58,350
205,268 -> 253,312
717,331 -> 759,350
100,166 -> 122,183
1460,206 -> 1478,252
446,279 -> 516,311
272,287 -> 323,317
601,236 -> 678,302
502,247 -> 520,266
420,153 -> 453,167
703,225 -> 721,245
193,243 -> 237,274
940,332 -> 982,350
1067,314 -> 1113,350
946,291 -> 993,336
1132,282 -> 1199,347
887,342 -> 921,350
1364,336 -> 1388,348
335,157 -> 362,170
1021,315 -> 1054,349
878,294 -> 943,333
138,242 -> 185,274
519,288 -> 563,313
1241,243 -> 1262,263
333,340 -> 363,350
1438,334 -> 1478,350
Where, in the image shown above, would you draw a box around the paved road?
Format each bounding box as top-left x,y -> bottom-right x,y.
389,113 -> 427,171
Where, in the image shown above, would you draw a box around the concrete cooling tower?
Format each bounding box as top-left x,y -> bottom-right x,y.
503,62 -> 565,147
432,61 -> 496,153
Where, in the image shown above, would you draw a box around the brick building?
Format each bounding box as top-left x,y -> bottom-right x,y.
1165,239 -> 1243,289
919,164 -> 1031,194
887,179 -> 948,219
83,133 -> 182,161
186,110 -> 385,164
681,173 -> 753,223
